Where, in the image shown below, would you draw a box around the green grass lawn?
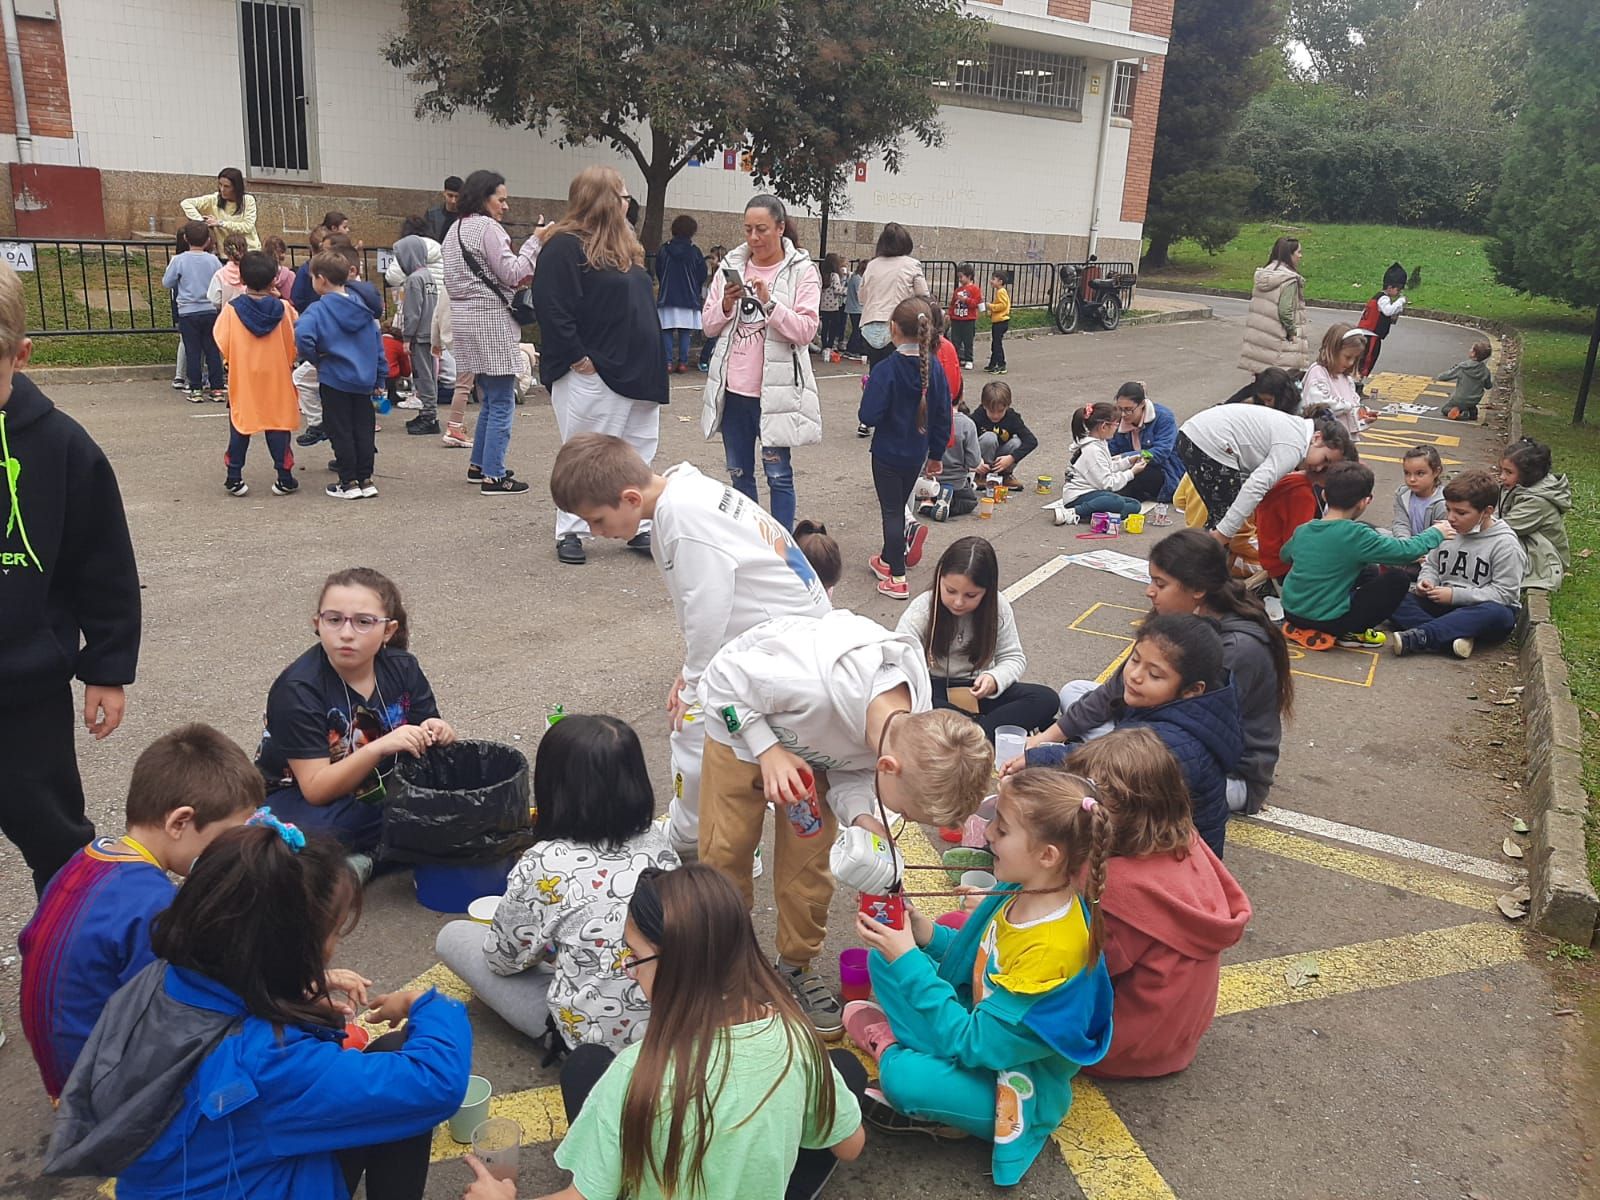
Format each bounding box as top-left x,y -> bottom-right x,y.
1150,219 -> 1600,894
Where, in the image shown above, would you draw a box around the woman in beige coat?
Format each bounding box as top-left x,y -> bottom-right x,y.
1238,237 -> 1310,376
856,222 -> 931,435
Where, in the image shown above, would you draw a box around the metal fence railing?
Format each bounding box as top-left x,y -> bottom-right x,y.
922,260 -> 1059,311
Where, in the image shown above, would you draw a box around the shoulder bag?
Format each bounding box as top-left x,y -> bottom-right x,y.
455,219 -> 536,326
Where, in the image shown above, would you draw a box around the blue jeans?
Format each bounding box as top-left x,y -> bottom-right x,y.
471,373 -> 516,479
1070,490 -> 1141,520
721,391 -> 795,530
661,328 -> 692,365
1390,594 -> 1518,651
265,785 -> 383,853
178,310 -> 223,390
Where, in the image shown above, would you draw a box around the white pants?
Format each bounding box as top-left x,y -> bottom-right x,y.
666,706 -> 705,855
293,361 -> 321,425
549,371 -> 661,540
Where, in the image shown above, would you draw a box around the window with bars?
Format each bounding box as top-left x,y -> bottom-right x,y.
1111,61 -> 1138,119
937,44 -> 1088,113
239,0 -> 317,179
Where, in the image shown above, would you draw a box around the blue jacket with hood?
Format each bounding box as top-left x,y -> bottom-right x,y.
294,288 -> 384,395
1120,678 -> 1243,857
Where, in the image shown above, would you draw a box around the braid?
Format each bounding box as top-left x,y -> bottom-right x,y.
916,311 -> 931,433
1083,801 -> 1113,960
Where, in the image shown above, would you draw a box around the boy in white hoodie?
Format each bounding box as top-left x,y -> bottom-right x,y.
1389,468 -> 1527,660
698,609 -> 993,1030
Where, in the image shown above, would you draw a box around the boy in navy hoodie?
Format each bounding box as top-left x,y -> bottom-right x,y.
294,251 -> 383,500
0,262 -> 141,894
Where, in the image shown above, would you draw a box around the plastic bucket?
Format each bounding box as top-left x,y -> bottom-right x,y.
414,856 -> 517,914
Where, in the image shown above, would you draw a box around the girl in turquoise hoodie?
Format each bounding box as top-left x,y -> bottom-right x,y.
848,768 -> 1114,1186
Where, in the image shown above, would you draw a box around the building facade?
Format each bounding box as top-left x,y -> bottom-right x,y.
0,0 -> 1171,264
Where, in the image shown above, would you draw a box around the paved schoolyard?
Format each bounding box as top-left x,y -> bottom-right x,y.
1,304 -> 1595,1200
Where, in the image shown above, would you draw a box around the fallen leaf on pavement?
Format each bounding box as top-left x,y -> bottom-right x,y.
1496,894 -> 1528,920
1553,1009 -> 1578,1016
1285,956 -> 1322,988
1502,836 -> 1525,860
1512,817 -> 1529,834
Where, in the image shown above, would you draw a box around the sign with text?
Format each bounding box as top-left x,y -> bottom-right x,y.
0,242 -> 37,272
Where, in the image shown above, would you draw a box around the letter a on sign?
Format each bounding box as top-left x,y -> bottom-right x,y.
855,162 -> 868,183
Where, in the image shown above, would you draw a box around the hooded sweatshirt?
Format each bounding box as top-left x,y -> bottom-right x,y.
1436,357 -> 1493,408
1063,435 -> 1139,503
652,463 -> 831,701
205,260 -> 245,308
1216,614 -> 1284,814
214,294 -> 298,435
699,609 -> 933,826
293,289 -> 384,395
1499,474 -> 1571,592
858,344 -> 952,471
1419,517 -> 1528,608
1087,835 -> 1251,1079
47,963 -> 471,1197
383,233 -> 445,297
1255,471 -> 1319,580
0,375 -> 141,691
1120,680 -> 1244,858
392,235 -> 441,344
1391,482 -> 1446,539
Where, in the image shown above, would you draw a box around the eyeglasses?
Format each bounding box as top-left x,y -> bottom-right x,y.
619,945 -> 659,976
317,611 -> 391,634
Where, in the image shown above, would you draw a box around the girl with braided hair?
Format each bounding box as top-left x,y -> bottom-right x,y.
845,767 -> 1114,1185
859,296 -> 951,600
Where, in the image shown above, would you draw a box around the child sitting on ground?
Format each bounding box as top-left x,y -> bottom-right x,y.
897,536 -> 1061,737
254,568 -> 455,878
1301,323 -> 1369,438
206,233 -> 250,309
846,767 -> 1112,1184
214,249 -> 301,498
1389,468 -> 1527,659
1437,341 -> 1493,421
699,608 -> 993,1033
1391,444 -> 1447,540
1058,400 -> 1149,524
1045,728 -> 1251,1079
44,823 -> 471,1198
935,398 -> 982,519
972,379 -> 1037,488
1280,462 -> 1450,649
1498,436 -> 1571,592
437,715 -> 678,1053
19,724 -> 262,1099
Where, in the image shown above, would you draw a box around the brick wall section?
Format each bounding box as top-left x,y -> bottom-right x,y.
1119,54 -> 1164,223
0,17 -> 73,138
1130,0 -> 1174,37
1048,0 -> 1093,19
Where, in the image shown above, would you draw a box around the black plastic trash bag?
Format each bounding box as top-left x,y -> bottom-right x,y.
380,740 -> 535,865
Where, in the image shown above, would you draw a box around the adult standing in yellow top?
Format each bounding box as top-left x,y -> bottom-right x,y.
180,168 -> 260,251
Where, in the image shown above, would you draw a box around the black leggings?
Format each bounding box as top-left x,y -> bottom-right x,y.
932,678 -> 1060,739
872,458 -> 922,576
337,1028 -> 433,1200
561,1043 -> 869,1200
1286,566 -> 1411,635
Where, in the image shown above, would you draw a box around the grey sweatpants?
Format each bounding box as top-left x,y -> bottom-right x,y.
435,919 -> 553,1040
409,338 -> 438,416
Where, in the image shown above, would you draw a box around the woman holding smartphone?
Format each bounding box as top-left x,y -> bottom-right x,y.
699,194 -> 822,533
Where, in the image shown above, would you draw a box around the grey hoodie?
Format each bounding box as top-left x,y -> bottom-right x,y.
1390,483 -> 1446,539
1419,517 -> 1527,608
394,235 -> 439,345
1436,357 -> 1493,407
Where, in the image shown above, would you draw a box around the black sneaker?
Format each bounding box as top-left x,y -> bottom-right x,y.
480,476 -> 529,495
325,481 -> 363,500
405,414 -> 440,436
777,961 -> 843,1036
223,478 -> 248,497
861,1091 -> 969,1141
327,458 -> 340,472
271,477 -> 299,496
467,465 -> 516,484
297,425 -> 327,447
557,533 -> 586,564
626,530 -> 651,553
856,422 -> 872,438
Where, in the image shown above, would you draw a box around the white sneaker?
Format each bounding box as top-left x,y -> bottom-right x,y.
395,397 -> 423,410
1451,637 -> 1475,659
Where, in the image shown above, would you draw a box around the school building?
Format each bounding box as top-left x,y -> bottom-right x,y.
0,0 -> 1171,264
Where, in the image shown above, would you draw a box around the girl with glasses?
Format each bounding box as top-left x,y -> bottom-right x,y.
253,568 -> 454,874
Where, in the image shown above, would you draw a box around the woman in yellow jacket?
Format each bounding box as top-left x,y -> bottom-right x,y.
180,168 -> 260,250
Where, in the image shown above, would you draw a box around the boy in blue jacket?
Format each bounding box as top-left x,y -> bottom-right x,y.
161,221 -> 225,399
295,251 -> 384,500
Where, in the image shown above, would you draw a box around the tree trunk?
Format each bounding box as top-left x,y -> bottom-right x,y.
1141,233 -> 1171,271
819,187 -> 831,258
638,128 -> 676,253
1575,303 -> 1600,425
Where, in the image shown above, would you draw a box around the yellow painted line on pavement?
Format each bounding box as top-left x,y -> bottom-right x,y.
1216,921 -> 1526,1017
1230,820 -> 1500,911
432,1085 -> 570,1162
1054,1079 -> 1179,1200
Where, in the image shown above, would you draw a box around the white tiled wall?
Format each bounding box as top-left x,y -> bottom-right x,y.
44,0 -> 1143,244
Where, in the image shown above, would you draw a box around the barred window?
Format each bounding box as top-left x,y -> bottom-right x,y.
1112,61 -> 1138,119
938,44 -> 1088,113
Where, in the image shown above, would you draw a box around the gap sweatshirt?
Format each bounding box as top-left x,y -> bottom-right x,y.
1178,407 -> 1314,537
1419,517 -> 1527,608
698,610 -> 933,825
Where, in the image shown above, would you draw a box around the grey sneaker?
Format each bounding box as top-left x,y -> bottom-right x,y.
778,960 -> 843,1036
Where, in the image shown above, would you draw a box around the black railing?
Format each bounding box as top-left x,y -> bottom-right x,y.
922,260 -> 1059,311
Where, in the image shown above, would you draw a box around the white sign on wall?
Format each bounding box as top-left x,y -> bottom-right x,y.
376,249 -> 395,279
0,242 -> 38,272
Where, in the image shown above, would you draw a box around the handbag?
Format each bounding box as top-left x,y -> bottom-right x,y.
455,220 -> 536,325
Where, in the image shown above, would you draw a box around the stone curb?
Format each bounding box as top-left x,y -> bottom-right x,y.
27,363 -> 174,386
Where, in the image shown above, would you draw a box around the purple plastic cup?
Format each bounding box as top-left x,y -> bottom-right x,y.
840,947 -> 871,1002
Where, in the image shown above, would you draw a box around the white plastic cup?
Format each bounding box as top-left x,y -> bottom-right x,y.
959,870 -> 997,893
994,726 -> 1027,773
467,896 -> 500,924
448,1075 -> 492,1143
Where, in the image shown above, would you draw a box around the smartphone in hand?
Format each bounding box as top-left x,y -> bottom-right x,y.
722,266 -> 743,288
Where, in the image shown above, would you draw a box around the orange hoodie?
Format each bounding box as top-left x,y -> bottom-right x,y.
1256,471 -> 1320,580
1086,834 -> 1251,1079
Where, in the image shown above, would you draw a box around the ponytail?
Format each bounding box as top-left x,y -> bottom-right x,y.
891,296 -> 935,434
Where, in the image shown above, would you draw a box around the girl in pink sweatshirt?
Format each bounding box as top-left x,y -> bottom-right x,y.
1066,728 -> 1251,1077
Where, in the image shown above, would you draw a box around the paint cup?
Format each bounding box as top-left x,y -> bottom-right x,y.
472,1117 -> 522,1184
994,484 -> 1008,504
978,496 -> 994,519
960,869 -> 997,894
1152,503 -> 1172,527
342,1022 -> 369,1051
783,768 -> 824,838
1090,511 -> 1111,534
449,1075 -> 493,1143
858,891 -> 906,929
839,948 -> 872,1003
994,726 -> 1027,774
1125,513 -> 1145,534
468,896 -> 500,924
1106,515 -> 1122,538
1035,475 -> 1053,495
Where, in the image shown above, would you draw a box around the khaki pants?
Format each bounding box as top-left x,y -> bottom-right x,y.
698,736 -> 837,969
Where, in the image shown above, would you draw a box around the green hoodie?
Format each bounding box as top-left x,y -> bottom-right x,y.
1500,474 -> 1572,591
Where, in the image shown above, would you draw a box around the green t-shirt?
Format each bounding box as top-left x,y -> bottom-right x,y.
554,1015 -> 862,1200
1280,518 -> 1443,621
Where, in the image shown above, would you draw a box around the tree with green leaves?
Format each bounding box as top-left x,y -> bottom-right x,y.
1140,0 -> 1280,269
1486,0 -> 1600,423
1285,0 -> 1411,93
385,0 -> 976,251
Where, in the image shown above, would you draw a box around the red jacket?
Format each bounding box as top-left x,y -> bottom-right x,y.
1085,834 -> 1251,1079
1256,471 -> 1320,580
936,336 -> 963,417
949,282 -> 982,323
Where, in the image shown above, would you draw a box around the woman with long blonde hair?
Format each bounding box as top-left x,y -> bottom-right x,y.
533,166 -> 669,565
